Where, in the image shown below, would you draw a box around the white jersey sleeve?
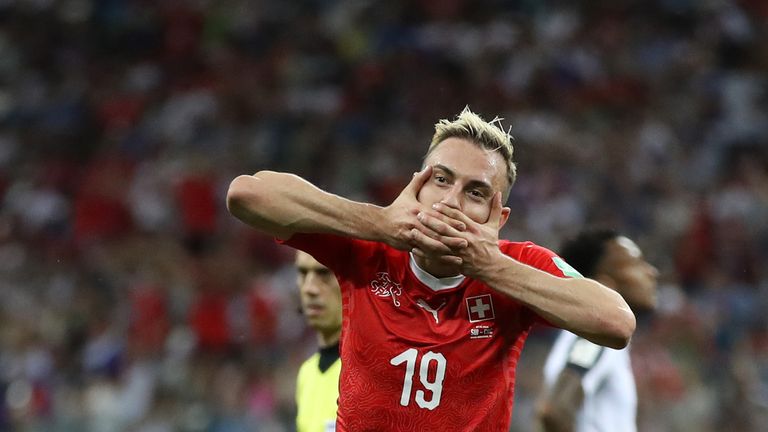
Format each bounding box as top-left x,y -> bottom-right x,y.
543,331 -> 637,432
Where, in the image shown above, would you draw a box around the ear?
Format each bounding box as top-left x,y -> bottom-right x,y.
498,207 -> 511,229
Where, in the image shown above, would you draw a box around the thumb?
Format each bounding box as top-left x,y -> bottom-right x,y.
405,165 -> 432,197
486,192 -> 503,228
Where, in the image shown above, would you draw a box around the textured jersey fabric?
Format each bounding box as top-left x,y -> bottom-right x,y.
285,233 -> 568,432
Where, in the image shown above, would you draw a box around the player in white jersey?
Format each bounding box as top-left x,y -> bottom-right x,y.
537,229 -> 659,432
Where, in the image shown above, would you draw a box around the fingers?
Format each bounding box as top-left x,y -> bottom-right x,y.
409,228 -> 462,255
430,203 -> 471,228
486,192 -> 503,227
411,248 -> 463,266
417,211 -> 466,238
405,165 -> 433,197
414,211 -> 468,250
431,193 -> 503,227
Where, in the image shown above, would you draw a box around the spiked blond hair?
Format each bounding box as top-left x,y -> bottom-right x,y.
426,107 -> 517,200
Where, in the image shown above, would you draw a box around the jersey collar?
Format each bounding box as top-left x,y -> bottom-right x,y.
409,252 -> 465,291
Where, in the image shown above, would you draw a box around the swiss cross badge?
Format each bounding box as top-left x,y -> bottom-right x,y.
466,294 -> 495,323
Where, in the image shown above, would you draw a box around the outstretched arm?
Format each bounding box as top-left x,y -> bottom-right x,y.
227,170 -> 381,240
412,193 -> 635,348
226,167 -> 463,252
483,257 -> 635,348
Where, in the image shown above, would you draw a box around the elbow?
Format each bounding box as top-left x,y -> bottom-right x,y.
608,323 -> 635,350
616,294 -> 637,348
578,283 -> 637,349
621,310 -> 637,347
226,175 -> 255,218
226,172 -> 275,221
604,301 -> 636,349
226,171 -> 292,239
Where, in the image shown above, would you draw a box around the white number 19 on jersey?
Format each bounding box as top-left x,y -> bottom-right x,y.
389,348 -> 446,410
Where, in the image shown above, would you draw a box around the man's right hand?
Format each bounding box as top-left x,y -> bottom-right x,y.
380,166 -> 434,250
381,166 -> 466,255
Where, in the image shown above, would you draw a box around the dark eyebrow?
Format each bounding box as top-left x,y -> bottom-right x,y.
433,164 -> 455,178
433,164 -> 493,193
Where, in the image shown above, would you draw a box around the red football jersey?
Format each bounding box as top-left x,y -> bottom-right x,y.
286,233 -> 569,431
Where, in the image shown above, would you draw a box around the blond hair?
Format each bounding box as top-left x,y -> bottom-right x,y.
427,107 -> 517,199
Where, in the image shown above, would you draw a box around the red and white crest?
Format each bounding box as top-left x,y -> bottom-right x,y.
370,272 -> 403,307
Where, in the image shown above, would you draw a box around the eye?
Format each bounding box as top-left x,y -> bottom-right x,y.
468,189 -> 486,200
434,175 -> 448,184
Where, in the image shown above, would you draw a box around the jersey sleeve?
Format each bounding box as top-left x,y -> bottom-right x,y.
509,241 -> 583,279
500,241 -> 584,327
280,232 -> 353,275
280,232 -> 373,280
562,336 -> 612,396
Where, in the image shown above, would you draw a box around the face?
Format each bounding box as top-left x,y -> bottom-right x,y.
597,237 -> 659,312
419,137 -> 510,225
295,251 -> 342,335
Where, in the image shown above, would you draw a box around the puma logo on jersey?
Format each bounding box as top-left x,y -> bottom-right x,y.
416,299 -> 447,323
370,272 -> 403,307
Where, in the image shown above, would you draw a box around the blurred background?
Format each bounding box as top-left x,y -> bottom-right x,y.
0,0 -> 766,431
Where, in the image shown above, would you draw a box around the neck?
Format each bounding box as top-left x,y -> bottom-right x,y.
317,328 -> 341,348
413,255 -> 462,279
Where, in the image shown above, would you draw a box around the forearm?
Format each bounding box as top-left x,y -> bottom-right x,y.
539,406 -> 575,432
226,171 -> 386,241
479,253 -> 635,348
537,369 -> 583,432
539,408 -> 575,432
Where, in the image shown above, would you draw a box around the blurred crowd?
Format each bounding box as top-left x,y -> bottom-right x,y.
0,0 -> 766,431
